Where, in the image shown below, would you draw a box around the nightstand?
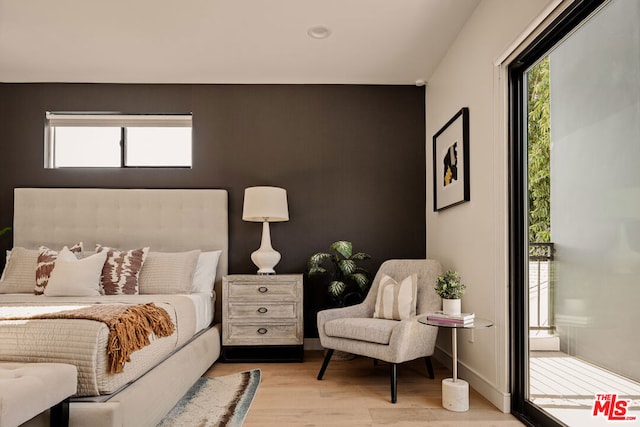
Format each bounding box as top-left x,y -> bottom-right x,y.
221,274 -> 304,362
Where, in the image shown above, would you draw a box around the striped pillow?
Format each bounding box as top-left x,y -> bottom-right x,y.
35,243 -> 83,295
373,274 -> 417,321
96,245 -> 149,295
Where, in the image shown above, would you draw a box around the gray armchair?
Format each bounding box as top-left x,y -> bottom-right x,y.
316,259 -> 442,403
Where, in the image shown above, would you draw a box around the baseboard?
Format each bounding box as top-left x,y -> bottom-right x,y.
304,338 -> 323,351
433,347 -> 511,413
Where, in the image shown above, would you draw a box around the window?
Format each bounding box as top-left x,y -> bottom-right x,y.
45,113 -> 192,168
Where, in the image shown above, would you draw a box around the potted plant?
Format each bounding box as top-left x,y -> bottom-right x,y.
435,270 -> 466,315
307,240 -> 371,307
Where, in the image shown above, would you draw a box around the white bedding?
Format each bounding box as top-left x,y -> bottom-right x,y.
0,293 -> 214,396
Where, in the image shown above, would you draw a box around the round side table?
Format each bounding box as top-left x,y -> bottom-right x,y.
418,316 -> 493,412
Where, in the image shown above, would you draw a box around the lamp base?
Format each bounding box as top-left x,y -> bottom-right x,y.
251,247 -> 281,275
250,221 -> 282,275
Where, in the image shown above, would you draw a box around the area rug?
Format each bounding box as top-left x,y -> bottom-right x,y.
157,370 -> 261,427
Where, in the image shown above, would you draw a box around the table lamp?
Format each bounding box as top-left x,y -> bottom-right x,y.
242,186 -> 289,274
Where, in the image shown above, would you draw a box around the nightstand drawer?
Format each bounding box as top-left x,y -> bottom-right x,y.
227,282 -> 297,299
227,322 -> 299,345
228,302 -> 295,319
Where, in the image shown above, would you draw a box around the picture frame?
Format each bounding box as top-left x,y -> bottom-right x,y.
433,107 -> 469,211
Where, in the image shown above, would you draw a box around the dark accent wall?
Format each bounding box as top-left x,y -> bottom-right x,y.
0,83 -> 426,336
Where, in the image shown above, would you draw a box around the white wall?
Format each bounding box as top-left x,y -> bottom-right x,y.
425,0 -> 552,412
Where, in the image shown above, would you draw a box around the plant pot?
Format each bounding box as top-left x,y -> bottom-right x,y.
442,298 -> 461,315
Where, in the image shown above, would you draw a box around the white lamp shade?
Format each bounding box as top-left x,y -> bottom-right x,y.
242,186 -> 289,222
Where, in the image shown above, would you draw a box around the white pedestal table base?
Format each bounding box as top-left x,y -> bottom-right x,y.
442,378 -> 469,412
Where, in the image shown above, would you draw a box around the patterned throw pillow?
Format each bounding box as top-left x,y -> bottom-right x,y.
35,243 -> 83,295
373,274 -> 418,321
96,245 -> 149,295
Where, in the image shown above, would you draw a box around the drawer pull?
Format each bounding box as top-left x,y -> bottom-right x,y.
257,328 -> 268,335
257,307 -> 268,314
258,286 -> 268,293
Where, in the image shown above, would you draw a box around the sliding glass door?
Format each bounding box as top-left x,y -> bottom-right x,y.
510,1 -> 640,425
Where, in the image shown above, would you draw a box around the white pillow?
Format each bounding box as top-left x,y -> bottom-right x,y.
191,250 -> 222,295
35,242 -> 83,295
44,248 -> 108,297
373,274 -> 418,321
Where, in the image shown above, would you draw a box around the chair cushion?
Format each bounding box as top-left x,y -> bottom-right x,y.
324,317 -> 400,345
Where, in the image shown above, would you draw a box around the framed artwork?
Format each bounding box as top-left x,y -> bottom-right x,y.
433,107 -> 469,211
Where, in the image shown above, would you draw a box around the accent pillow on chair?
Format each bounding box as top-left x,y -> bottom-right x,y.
373,274 -> 417,321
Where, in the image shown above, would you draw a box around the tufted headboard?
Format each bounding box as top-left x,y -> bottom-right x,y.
13,188 -> 228,321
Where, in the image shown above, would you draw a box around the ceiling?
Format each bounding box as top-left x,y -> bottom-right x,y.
0,0 -> 480,85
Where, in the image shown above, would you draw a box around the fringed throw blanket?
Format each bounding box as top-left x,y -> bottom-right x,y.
0,303 -> 175,373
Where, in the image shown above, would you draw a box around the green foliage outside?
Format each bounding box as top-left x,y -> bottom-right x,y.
527,56 -> 551,243
0,227 -> 10,237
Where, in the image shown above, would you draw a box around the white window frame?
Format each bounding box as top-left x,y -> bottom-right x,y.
44,112 -> 193,168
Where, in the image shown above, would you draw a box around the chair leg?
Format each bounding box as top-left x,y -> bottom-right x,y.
317,349 -> 334,380
424,356 -> 435,379
390,363 -> 397,404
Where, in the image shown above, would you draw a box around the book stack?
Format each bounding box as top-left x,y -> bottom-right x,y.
426,311 -> 475,325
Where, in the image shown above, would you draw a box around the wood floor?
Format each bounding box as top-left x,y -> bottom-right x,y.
205,351 -> 524,427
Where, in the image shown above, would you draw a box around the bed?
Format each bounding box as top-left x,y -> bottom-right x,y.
0,188 -> 228,427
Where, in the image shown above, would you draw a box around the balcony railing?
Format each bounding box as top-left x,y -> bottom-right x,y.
529,242 -> 555,332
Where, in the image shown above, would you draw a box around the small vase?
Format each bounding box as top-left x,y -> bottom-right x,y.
442,298 -> 461,315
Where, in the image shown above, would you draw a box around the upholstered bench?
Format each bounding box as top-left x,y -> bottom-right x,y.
0,362 -> 77,427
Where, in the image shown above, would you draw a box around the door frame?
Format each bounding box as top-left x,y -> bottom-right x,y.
508,1 -> 607,425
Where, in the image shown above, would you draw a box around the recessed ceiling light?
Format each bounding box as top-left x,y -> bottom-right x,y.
307,26 -> 331,39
